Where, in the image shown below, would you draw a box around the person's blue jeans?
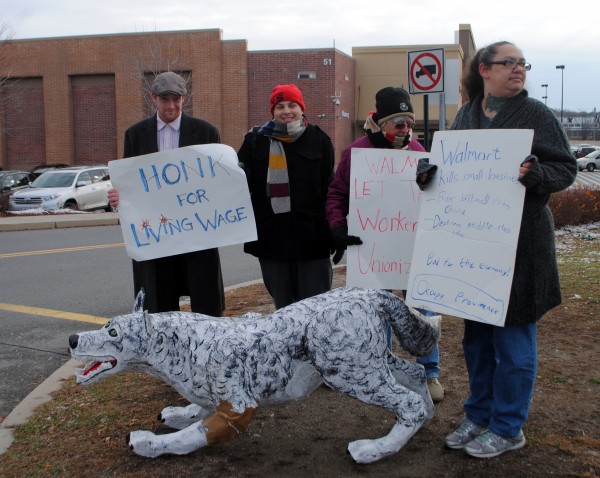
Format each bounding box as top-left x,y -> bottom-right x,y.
415,308 -> 440,379
463,320 -> 537,439
385,306 -> 440,378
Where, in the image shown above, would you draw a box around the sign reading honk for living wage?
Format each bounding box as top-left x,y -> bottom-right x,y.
108,144 -> 257,262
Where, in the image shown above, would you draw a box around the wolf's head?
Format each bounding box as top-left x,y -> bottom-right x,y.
69,289 -> 153,385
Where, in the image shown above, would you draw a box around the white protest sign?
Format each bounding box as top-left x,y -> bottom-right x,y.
406,129 -> 533,326
108,144 -> 257,262
347,148 -> 429,289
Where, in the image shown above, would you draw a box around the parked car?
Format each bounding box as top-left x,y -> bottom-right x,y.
0,170 -> 37,211
30,163 -> 71,178
576,146 -> 598,158
9,166 -> 112,212
577,150 -> 600,172
1,170 -> 37,198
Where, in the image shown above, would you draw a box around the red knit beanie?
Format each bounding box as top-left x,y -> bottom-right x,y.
269,84 -> 306,115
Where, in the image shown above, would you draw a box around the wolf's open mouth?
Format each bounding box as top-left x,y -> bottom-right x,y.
75,359 -> 117,383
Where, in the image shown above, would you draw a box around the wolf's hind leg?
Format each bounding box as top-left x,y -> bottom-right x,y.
387,354 -> 434,421
320,362 -> 429,463
343,377 -> 429,463
159,403 -> 214,430
347,417 -> 424,464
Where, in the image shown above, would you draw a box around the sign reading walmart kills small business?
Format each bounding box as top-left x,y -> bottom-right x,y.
108,144 -> 257,261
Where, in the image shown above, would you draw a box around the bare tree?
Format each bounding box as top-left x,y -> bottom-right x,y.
130,33 -> 193,116
0,20 -> 17,114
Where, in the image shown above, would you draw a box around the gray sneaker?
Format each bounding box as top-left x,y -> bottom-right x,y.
464,430 -> 526,458
445,418 -> 486,449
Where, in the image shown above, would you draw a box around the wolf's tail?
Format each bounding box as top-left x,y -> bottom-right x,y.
375,289 -> 441,357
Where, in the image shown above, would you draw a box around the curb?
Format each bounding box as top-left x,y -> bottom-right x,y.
0,212 -> 120,232
0,360 -> 79,455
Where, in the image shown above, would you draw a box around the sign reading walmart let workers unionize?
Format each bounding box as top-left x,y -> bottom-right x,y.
406,129 -> 533,326
108,144 -> 257,262
347,148 -> 429,290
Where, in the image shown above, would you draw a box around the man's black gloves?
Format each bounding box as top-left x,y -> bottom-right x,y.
416,157 -> 438,191
331,226 -> 362,265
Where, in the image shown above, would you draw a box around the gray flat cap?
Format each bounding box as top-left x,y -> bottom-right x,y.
151,72 -> 187,96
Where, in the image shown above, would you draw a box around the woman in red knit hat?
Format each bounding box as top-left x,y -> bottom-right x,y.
238,84 -> 335,309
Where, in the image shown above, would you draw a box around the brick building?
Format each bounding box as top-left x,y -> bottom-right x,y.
0,25 -> 475,170
247,48 -> 355,163
0,29 -> 248,170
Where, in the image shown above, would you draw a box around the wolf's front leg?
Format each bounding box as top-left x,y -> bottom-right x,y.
159,403 -> 214,430
128,401 -> 257,458
128,423 -> 209,457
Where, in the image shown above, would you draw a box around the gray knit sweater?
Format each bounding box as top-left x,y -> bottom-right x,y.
451,90 -> 577,325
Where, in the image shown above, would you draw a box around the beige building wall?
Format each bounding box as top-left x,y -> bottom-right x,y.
352,24 -> 477,148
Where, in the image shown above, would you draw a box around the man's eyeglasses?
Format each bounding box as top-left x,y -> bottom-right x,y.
391,120 -> 415,129
487,59 -> 532,71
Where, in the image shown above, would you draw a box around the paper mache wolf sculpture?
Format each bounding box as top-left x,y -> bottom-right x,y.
69,286 -> 440,464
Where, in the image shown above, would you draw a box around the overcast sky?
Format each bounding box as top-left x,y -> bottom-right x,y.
3,0 -> 599,113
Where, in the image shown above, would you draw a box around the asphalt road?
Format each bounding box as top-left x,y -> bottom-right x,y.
0,224 -> 262,418
573,169 -> 600,189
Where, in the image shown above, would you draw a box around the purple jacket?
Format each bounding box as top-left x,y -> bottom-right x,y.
326,135 -> 426,230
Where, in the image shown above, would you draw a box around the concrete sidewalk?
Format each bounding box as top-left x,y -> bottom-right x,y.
0,211 -> 120,232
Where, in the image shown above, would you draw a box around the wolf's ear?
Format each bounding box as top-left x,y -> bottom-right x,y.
133,288 -> 145,313
144,311 -> 154,337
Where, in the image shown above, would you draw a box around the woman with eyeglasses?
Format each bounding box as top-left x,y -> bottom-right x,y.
435,41 -> 577,458
326,87 -> 445,404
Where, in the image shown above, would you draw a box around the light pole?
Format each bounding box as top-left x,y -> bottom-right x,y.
541,84 -> 548,105
556,65 -> 565,124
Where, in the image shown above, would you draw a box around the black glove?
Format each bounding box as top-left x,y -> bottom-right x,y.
416,158 -> 438,191
331,226 -> 362,265
331,248 -> 345,265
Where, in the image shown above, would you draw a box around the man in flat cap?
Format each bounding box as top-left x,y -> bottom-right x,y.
109,71 -> 225,316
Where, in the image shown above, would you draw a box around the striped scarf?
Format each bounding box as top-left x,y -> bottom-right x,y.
257,117 -> 307,214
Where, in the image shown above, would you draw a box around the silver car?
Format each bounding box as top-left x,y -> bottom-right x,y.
9,166 -> 112,211
577,150 -> 600,172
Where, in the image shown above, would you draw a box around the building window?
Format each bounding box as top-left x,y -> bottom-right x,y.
298,71 -> 317,80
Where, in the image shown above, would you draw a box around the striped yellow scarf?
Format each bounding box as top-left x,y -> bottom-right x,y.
257,117 -> 307,214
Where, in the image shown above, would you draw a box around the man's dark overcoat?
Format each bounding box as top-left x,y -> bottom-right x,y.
123,113 -> 225,315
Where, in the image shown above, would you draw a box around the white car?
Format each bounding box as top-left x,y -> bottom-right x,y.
9,166 -> 112,212
577,150 -> 600,172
